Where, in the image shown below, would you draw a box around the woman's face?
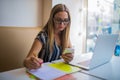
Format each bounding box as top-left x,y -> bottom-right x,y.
54,11 -> 69,33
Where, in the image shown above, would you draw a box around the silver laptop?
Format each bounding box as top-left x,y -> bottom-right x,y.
69,34 -> 119,70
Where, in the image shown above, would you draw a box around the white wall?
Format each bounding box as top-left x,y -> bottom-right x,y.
0,0 -> 42,27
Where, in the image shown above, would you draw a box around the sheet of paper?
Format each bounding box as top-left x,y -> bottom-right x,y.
48,62 -> 81,74
28,65 -> 66,80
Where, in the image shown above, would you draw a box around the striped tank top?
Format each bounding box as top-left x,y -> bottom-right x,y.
36,31 -> 62,62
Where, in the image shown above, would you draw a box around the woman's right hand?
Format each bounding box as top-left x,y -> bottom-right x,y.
24,56 -> 43,70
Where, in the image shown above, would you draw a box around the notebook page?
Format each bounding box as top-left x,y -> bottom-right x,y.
28,65 -> 66,80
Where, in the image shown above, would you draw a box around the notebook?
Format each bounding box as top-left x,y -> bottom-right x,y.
27,64 -> 66,80
69,34 -> 119,70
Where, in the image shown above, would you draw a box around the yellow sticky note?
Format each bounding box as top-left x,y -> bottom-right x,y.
48,62 -> 80,74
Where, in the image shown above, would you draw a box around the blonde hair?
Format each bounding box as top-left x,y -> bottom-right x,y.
42,4 -> 71,53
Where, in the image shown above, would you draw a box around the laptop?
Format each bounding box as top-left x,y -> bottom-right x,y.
69,34 -> 119,70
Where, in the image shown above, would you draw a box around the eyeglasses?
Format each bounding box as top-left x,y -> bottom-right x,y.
54,18 -> 70,25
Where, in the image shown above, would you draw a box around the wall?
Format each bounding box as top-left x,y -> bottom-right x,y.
0,0 -> 43,72
0,0 -> 42,27
42,0 -> 52,26
0,27 -> 40,72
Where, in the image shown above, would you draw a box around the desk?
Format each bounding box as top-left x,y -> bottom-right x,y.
82,56 -> 120,80
0,56 -> 119,80
0,66 -> 101,80
0,68 -> 30,80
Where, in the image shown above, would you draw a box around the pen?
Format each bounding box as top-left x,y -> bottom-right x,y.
33,53 -> 43,64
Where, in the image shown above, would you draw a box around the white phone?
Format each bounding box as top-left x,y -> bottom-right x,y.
63,48 -> 74,54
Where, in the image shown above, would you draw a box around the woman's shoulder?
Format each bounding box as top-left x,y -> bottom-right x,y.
38,30 -> 48,37
36,30 -> 48,44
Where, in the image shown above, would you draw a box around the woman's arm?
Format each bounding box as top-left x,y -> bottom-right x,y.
27,39 -> 42,57
23,39 -> 43,69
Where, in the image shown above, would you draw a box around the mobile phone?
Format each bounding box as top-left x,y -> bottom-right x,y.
63,48 -> 74,54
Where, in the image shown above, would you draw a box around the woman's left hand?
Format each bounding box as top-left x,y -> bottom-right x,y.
61,53 -> 74,63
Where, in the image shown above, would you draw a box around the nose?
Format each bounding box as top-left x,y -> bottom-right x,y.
59,22 -> 64,25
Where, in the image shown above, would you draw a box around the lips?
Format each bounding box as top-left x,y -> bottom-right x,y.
59,27 -> 65,30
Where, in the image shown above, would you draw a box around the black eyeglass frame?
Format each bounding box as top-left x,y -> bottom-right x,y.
53,18 -> 70,25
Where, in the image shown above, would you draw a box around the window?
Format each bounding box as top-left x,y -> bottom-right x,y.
87,0 -> 120,56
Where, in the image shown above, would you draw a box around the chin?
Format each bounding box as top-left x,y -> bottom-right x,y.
59,28 -> 65,31
59,29 -> 64,32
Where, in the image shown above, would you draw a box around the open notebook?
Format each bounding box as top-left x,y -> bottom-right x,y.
27,64 -> 66,80
27,61 -> 81,80
69,34 -> 119,70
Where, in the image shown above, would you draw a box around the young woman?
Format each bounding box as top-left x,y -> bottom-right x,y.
24,4 -> 74,70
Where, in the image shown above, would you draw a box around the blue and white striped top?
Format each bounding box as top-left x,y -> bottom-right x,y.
36,31 -> 62,62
